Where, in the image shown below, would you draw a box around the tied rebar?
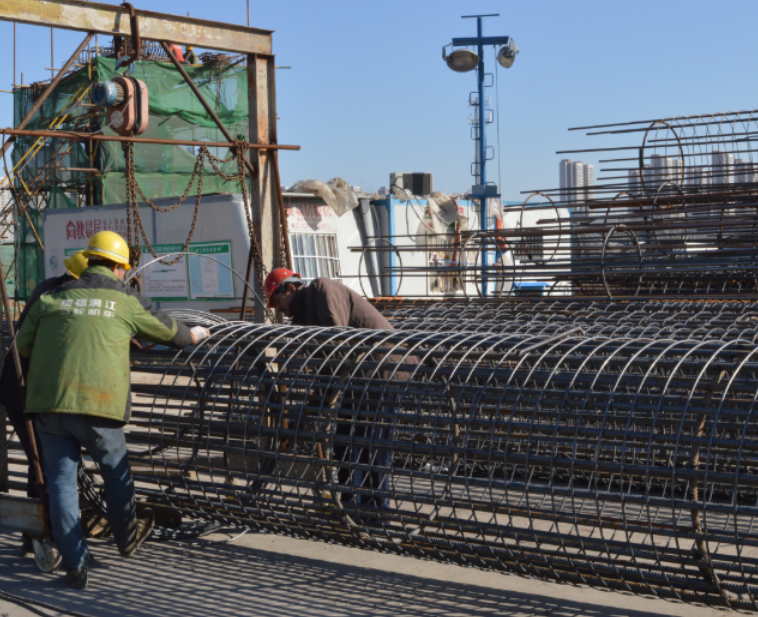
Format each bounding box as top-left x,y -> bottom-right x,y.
112,321 -> 758,611
383,299 -> 758,342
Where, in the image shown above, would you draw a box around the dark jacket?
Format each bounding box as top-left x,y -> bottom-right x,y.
289,278 -> 417,382
0,274 -> 70,410
17,265 -> 193,422
290,278 -> 393,330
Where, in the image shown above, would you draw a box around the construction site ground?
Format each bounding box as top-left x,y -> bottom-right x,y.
0,526 -> 732,617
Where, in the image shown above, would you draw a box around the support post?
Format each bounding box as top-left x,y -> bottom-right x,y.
0,247 -> 18,493
476,17 -> 488,297
246,53 -> 279,324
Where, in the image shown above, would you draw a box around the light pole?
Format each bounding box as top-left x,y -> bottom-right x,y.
443,14 -> 518,295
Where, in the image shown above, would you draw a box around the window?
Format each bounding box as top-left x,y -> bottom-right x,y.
291,233 -> 341,283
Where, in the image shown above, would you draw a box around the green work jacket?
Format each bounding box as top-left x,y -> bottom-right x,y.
17,265 -> 193,423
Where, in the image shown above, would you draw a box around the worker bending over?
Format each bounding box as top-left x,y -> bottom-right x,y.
266,268 -> 401,514
16,232 -> 211,589
266,268 -> 393,330
0,251 -> 89,563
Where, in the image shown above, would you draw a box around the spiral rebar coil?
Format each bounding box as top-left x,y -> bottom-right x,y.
122,322 -> 758,610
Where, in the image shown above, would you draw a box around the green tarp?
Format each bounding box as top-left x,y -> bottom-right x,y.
11,56 -> 249,298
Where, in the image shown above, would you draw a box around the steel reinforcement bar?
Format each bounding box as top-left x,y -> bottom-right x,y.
384,299 -> 758,342
119,322 -> 758,610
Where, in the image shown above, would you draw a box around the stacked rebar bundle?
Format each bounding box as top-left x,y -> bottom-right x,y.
110,322 -> 758,609
358,109 -> 758,299
382,299 -> 758,342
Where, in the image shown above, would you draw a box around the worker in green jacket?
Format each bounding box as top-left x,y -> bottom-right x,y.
16,231 -> 212,590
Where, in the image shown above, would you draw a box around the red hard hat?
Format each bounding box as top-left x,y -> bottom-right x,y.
264,268 -> 302,307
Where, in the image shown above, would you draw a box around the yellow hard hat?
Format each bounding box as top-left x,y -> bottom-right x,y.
83,231 -> 131,270
187,45 -> 194,51
63,250 -> 88,279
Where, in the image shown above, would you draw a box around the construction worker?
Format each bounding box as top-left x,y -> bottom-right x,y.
16,231 -> 211,589
265,268 -> 403,513
265,267 -> 393,330
185,45 -> 199,65
0,250 -> 89,565
168,43 -> 184,63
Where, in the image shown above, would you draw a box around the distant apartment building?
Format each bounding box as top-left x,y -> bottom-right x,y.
735,159 -> 758,185
646,155 -> 684,194
712,150 -> 734,187
687,166 -> 710,192
559,159 -> 594,220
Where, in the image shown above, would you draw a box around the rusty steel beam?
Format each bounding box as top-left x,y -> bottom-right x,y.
0,495 -> 46,535
0,0 -> 272,55
246,53 -> 280,324
0,128 -> 299,151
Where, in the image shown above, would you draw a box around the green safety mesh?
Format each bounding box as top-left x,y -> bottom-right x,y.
11,56 -> 249,299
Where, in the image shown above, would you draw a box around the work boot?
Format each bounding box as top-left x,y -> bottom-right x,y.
65,565 -> 88,590
32,537 -> 62,573
19,534 -> 34,557
119,508 -> 155,558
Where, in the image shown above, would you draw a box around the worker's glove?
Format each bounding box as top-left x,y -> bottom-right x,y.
190,326 -> 212,345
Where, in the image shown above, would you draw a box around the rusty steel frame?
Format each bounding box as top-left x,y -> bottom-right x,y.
0,128 -> 299,151
0,0 -> 272,55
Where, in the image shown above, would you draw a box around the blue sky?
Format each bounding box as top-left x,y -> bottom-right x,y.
1,1 -> 757,200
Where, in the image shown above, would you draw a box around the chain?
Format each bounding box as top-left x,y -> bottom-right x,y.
121,139 -> 276,320
233,140 -> 275,321
122,141 -> 204,266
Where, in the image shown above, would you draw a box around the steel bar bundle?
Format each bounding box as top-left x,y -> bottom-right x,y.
356,108 -> 758,299
383,299 -> 758,342
114,322 -> 758,610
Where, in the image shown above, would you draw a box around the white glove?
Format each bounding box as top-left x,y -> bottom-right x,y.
190,326 -> 211,345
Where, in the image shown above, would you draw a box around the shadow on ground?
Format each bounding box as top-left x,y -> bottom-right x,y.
0,530 -> 706,617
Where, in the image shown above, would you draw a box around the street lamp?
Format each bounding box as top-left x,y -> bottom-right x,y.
496,39 -> 519,69
444,49 -> 479,73
442,14 -> 518,296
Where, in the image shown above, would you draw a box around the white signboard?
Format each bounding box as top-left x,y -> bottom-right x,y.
138,245 -> 189,301
44,196 -> 251,311
188,241 -> 234,300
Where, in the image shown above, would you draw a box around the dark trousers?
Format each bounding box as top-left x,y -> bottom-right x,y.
0,354 -> 41,498
36,413 -> 137,571
334,412 -> 391,510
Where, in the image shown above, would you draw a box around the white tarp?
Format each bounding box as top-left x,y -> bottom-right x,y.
287,177 -> 359,217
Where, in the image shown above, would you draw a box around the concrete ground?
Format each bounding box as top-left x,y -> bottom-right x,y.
0,527 -> 736,617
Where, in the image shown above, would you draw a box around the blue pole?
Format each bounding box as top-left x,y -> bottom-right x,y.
477,16 -> 488,296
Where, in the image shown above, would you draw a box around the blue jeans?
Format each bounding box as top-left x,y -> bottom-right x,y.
35,413 -> 137,571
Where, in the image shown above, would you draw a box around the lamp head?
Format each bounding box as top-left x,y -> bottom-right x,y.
445,49 -> 480,73
496,38 -> 519,69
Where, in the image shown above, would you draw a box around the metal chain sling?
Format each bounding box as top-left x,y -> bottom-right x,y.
122,139 -> 277,320
122,141 -> 205,266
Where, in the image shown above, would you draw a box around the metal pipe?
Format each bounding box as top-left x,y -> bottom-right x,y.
0,128 -> 299,151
